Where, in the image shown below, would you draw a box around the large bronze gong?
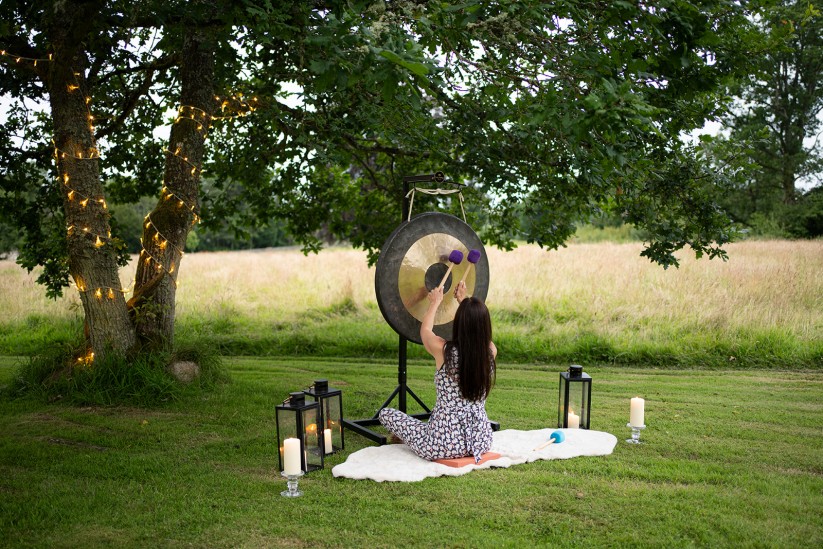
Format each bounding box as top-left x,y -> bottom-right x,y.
375,212 -> 489,344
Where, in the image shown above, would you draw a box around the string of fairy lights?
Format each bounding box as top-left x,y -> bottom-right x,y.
2,49 -> 260,365
0,49 -> 52,66
136,96 -> 259,287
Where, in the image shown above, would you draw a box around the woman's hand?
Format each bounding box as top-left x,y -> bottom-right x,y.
421,286 -> 447,365
428,286 -> 444,307
453,280 -> 467,303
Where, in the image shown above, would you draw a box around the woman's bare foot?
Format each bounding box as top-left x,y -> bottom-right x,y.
388,434 -> 403,444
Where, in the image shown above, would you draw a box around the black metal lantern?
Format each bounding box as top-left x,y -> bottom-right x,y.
304,379 -> 345,455
276,392 -> 323,474
557,364 -> 592,429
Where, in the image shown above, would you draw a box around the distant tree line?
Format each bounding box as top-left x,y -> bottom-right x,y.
108,195 -> 293,254
713,0 -> 823,238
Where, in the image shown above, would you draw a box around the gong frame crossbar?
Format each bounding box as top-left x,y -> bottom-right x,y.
341,174 -> 499,445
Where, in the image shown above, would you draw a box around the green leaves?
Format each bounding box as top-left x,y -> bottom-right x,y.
0,0 -> 763,295
376,49 -> 430,77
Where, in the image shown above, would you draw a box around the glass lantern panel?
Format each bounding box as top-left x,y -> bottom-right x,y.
276,407 -> 299,472
322,394 -> 343,453
567,381 -> 585,426
580,380 -> 591,429
301,407 -> 323,471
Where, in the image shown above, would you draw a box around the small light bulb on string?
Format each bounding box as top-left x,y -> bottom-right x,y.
75,350 -> 95,366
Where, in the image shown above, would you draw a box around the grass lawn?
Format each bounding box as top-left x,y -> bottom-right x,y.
1,356 -> 822,548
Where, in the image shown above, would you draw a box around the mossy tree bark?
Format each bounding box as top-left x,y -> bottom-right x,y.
131,18 -> 216,350
47,1 -> 137,359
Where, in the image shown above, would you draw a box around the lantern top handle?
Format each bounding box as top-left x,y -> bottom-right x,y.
568,364 -> 583,378
282,392 -> 305,407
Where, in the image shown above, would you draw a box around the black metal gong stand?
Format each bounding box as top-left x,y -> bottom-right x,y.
341,175 -> 436,444
341,173 -> 498,445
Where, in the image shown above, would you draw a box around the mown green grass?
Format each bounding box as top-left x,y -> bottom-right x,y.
2,356 -> 821,548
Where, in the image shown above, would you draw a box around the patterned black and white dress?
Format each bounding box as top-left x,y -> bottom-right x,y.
379,344 -> 493,463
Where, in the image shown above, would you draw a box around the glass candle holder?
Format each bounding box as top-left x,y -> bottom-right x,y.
281,470 -> 304,498
626,423 -> 646,444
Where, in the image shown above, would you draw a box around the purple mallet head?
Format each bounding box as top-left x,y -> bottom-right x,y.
448,250 -> 464,264
467,249 -> 481,264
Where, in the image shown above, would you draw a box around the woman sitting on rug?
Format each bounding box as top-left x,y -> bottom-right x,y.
379,280 -> 496,463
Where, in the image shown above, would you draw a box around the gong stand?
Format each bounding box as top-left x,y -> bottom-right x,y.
342,173 -> 497,445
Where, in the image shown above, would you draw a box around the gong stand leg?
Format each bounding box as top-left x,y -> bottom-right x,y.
374,386 -> 401,417
342,337 -> 434,445
398,335 -> 407,411
397,336 -> 432,415
342,183 -> 436,445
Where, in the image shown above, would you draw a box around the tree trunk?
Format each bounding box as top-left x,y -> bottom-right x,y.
781,167 -> 798,204
48,3 -> 137,360
131,25 -> 216,349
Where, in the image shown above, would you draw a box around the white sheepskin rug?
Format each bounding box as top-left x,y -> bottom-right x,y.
332,428 -> 618,482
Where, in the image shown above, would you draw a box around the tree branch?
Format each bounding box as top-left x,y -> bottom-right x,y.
96,65 -> 161,139
94,53 -> 180,85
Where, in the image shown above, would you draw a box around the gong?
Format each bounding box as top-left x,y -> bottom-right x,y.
375,212 -> 489,344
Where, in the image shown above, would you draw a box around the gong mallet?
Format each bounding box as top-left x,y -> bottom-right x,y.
532,430 -> 566,451
437,250 -> 464,290
458,249 -> 481,285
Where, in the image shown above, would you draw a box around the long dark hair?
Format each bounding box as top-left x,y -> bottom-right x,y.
447,297 -> 495,402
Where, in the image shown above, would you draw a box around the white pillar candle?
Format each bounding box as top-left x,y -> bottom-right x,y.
283,437 -> 301,475
567,411 -> 580,429
630,397 -> 645,427
324,428 -> 333,454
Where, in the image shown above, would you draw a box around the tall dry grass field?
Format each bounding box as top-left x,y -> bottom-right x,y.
2,240 -> 821,365
488,240 -> 823,341
0,247 -> 374,324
